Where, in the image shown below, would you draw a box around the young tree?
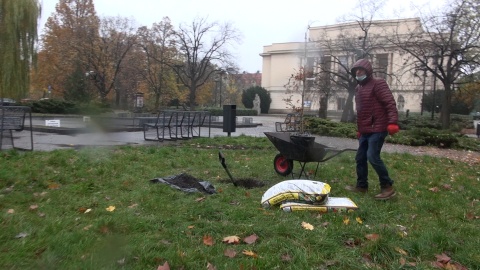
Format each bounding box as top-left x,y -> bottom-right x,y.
388,0 -> 480,129
0,0 -> 41,99
171,17 -> 241,110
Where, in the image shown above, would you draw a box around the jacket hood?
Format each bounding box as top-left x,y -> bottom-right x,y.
350,59 -> 373,77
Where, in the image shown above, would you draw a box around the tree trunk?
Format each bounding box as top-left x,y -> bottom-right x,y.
318,96 -> 328,119
341,90 -> 356,122
189,84 -> 196,111
441,84 -> 452,129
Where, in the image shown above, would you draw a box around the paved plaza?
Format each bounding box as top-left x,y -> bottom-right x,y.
5,114 -> 361,152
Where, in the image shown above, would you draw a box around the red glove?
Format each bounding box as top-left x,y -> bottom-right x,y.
387,124 -> 400,135
356,132 -> 361,139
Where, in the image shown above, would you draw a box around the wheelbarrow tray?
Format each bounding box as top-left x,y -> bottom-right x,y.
264,132 -> 350,163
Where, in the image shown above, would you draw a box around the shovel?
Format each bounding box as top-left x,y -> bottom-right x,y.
218,151 -> 237,186
218,151 -> 266,188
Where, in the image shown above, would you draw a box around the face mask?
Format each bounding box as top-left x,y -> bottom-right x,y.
356,75 -> 367,81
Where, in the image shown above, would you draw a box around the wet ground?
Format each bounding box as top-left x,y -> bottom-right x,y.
3,115 -> 301,151
2,114 -> 479,166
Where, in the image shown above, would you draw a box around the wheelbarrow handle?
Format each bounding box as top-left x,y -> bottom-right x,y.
320,148 -> 356,162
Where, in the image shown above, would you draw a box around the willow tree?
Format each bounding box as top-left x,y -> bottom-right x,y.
0,0 -> 41,100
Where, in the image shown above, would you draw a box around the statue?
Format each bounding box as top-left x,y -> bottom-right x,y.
253,94 -> 261,115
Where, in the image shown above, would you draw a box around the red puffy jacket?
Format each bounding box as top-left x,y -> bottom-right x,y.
351,59 -> 398,134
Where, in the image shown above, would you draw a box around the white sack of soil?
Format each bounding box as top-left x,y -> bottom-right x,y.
280,197 -> 358,213
261,180 -> 330,208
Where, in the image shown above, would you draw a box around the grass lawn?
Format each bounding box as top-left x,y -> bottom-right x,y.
0,135 -> 478,269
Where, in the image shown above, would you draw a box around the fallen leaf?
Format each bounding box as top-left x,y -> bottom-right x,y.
128,203 -> 138,208
157,261 -> 170,270
399,257 -> 406,266
362,253 -> 373,263
84,208 -> 92,214
187,225 -> 195,229
450,261 -> 468,270
195,197 -> 205,202
78,207 -> 88,213
301,222 -> 314,230
29,205 -> 39,211
224,248 -> 237,258
222,235 -> 240,244
207,262 -> 216,270
117,258 -> 125,265
243,234 -> 258,244
343,217 -> 350,225
83,225 -> 93,231
15,232 -> 28,239
245,191 -> 251,197
344,238 -> 359,248
48,183 -> 60,190
242,250 -> 258,258
395,247 -> 408,256
105,206 -> 115,212
435,253 -> 451,264
365,233 -> 380,241
203,235 -> 214,246
281,253 -> 292,262
321,222 -> 330,227
38,212 -> 46,217
7,209 -> 14,214
428,187 -> 440,192
356,217 -> 363,224
442,184 -> 452,190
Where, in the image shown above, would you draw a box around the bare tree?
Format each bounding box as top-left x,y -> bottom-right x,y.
388,0 -> 480,129
83,16 -> 137,104
136,17 -> 179,110
309,0 -> 390,122
171,17 -> 241,110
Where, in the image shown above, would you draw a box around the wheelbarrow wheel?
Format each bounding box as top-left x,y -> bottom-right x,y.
274,153 -> 293,176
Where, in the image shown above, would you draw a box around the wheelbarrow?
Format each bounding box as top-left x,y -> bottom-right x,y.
264,132 -> 356,179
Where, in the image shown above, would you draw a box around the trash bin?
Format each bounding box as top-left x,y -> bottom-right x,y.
223,105 -> 236,136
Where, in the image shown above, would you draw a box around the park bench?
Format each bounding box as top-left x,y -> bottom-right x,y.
275,113 -> 300,132
0,106 -> 33,151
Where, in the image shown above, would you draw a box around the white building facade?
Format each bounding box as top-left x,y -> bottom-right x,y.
260,18 -> 439,115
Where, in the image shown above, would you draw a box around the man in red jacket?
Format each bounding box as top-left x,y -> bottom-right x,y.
347,58 -> 399,200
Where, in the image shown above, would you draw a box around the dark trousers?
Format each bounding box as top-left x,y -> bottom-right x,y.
355,131 -> 393,189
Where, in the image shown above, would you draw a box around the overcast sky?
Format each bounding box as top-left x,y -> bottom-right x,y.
39,0 -> 447,73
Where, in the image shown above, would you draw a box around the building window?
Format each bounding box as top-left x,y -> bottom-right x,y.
397,95 -> 405,111
375,54 -> 388,79
337,97 -> 346,110
337,55 -> 348,74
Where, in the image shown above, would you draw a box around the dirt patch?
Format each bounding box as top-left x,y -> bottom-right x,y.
164,173 -> 209,191
151,173 -> 215,194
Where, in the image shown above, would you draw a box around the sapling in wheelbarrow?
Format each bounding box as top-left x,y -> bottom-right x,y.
218,151 -> 266,188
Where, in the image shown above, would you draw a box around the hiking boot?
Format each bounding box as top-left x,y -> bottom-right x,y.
345,185 -> 368,193
374,186 -> 396,200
